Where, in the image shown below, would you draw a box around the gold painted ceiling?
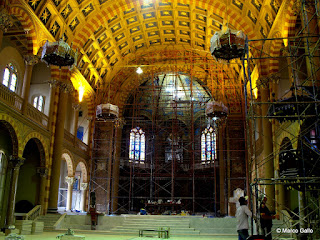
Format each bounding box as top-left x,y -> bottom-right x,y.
5,0 -> 284,110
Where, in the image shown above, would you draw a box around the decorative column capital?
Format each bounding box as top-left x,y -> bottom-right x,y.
24,55 -> 39,66
114,118 -> 125,128
37,167 -> 49,177
60,82 -> 74,93
65,176 -> 76,186
48,79 -> 59,88
256,77 -> 270,89
80,183 -> 88,191
72,103 -> 80,111
0,9 -> 13,32
9,156 -> 25,169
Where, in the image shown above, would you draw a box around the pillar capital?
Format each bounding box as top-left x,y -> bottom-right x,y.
59,82 -> 74,93
0,9 -> 13,32
80,183 -> 88,191
72,103 -> 80,111
37,167 -> 49,178
24,55 -> 39,66
256,77 -> 270,89
65,176 -> 76,186
9,156 -> 25,169
48,79 -> 60,88
114,118 -> 125,129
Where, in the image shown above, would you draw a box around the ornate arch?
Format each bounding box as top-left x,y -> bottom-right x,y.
75,159 -> 88,183
61,149 -> 75,177
21,132 -> 49,167
282,0 -> 299,45
9,6 -> 38,55
268,32 -> 285,76
0,114 -> 20,157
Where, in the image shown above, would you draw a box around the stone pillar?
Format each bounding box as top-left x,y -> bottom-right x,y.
21,55 -> 39,115
65,177 -> 75,211
37,167 -> 48,214
260,86 -> 275,212
111,119 -> 124,214
48,82 -> 73,212
80,183 -> 88,212
219,124 -> 226,215
73,103 -> 80,143
5,156 -> 24,234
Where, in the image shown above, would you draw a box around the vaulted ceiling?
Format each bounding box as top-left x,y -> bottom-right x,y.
6,0 -> 282,108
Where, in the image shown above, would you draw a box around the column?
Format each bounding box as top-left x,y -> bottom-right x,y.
72,103 -> 80,144
37,167 -> 48,214
21,55 -> 39,115
48,82 -> 73,212
218,124 -> 226,215
5,156 -> 24,235
80,183 -> 88,212
260,85 -> 275,212
65,177 -> 75,211
111,119 -> 124,214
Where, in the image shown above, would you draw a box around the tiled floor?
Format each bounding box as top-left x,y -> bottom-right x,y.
0,231 -> 236,240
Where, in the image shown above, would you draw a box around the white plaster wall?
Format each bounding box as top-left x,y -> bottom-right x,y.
0,45 -> 25,96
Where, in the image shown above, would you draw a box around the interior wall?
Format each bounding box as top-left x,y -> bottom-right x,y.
0,45 -> 25,96
29,62 -> 51,115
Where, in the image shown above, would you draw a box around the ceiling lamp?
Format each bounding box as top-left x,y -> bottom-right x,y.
205,101 -> 228,119
41,39 -> 77,67
96,103 -> 119,120
210,28 -> 246,61
136,67 -> 143,74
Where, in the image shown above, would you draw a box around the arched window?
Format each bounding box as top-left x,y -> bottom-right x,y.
201,126 -> 216,164
33,95 -> 45,112
129,127 -> 145,163
3,63 -> 18,92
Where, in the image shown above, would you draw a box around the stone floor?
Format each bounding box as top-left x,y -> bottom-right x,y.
0,231 -> 236,240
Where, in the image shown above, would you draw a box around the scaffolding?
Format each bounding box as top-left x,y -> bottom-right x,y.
243,0 -> 320,239
90,49 -> 247,216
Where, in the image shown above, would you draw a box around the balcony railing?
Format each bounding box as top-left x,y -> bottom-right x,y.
26,103 -> 48,128
0,84 -> 23,111
0,84 -> 89,154
64,129 -> 89,153
0,84 -> 49,129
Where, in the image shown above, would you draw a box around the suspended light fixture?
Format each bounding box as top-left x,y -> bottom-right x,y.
210,1 -> 246,61
210,27 -> 246,61
41,39 -> 77,67
136,66 -> 143,74
96,82 -> 119,120
205,100 -> 228,120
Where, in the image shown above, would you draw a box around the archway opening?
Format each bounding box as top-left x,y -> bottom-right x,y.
16,139 -> 43,213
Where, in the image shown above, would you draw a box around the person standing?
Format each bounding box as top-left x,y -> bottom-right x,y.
260,197 -> 277,240
236,196 -> 252,240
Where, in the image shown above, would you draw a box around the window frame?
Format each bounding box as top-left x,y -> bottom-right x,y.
129,127 -> 146,163
32,95 -> 45,112
2,63 -> 18,92
201,125 -> 217,164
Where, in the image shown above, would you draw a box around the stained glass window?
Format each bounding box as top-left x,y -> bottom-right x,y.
33,95 -> 45,112
201,126 -> 216,163
2,63 -> 17,92
129,127 -> 145,163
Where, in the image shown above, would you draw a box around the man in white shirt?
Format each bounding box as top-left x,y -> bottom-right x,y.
236,196 -> 252,240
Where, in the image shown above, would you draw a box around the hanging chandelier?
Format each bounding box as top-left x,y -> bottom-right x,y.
96,103 -> 119,120
205,100 -> 228,119
210,27 -> 246,61
41,39 -> 77,67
